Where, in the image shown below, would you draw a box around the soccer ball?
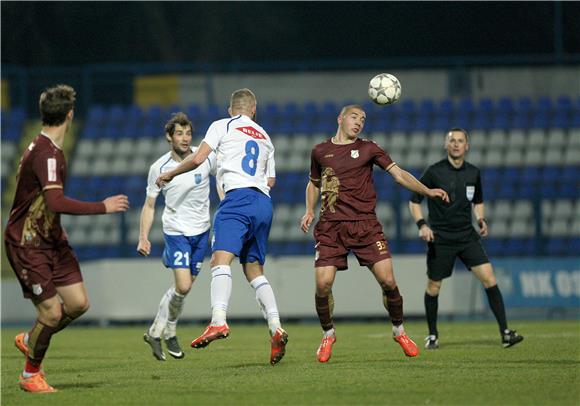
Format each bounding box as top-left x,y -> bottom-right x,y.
368,73 -> 401,105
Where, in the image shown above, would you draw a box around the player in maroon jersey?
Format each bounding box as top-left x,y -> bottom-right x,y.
300,104 -> 449,362
4,84 -> 129,393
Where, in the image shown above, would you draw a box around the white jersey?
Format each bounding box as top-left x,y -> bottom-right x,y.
146,148 -> 217,236
203,114 -> 275,196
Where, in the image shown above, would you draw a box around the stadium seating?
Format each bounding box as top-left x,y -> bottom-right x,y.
3,97 -> 578,260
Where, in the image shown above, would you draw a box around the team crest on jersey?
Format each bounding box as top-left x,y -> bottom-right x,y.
236,126 -> 266,140
195,174 -> 202,184
466,185 -> 475,201
351,150 -> 359,159
32,283 -> 43,296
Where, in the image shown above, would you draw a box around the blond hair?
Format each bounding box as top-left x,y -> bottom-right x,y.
339,104 -> 365,117
230,88 -> 257,115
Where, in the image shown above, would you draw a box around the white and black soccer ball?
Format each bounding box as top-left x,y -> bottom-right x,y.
368,73 -> 401,105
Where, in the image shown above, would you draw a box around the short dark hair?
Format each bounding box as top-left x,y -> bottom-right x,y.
39,84 -> 76,126
448,127 -> 469,141
164,112 -> 193,136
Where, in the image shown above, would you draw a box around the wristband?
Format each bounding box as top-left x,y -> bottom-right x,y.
416,219 -> 428,229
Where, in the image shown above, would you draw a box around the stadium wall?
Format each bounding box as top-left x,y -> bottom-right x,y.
3,256 -> 578,325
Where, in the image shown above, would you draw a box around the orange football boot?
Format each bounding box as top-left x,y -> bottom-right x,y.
270,328 -> 289,365
393,334 -> 419,357
19,373 -> 57,393
316,334 -> 336,363
190,323 -> 230,348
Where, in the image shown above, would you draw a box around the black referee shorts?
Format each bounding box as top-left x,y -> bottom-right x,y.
426,235 -> 490,281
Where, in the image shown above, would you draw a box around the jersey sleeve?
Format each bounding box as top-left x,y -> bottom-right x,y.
146,163 -> 161,198
473,169 -> 484,204
371,142 -> 395,171
33,149 -> 64,191
410,167 -> 432,203
202,121 -> 222,151
309,147 -> 321,184
266,148 -> 276,178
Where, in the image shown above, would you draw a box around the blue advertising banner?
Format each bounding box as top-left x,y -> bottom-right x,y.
494,258 -> 580,308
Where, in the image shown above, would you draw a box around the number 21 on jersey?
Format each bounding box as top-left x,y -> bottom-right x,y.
242,140 -> 260,176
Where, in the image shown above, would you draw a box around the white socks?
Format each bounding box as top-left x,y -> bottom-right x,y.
324,328 -> 336,338
210,265 -> 232,326
250,275 -> 281,335
392,324 -> 406,337
149,287 -> 186,339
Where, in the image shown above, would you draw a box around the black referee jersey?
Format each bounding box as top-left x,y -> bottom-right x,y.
410,159 -> 483,242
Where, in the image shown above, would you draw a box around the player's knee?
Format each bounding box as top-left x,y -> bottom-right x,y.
426,280 -> 441,296
175,281 -> 192,295
68,299 -> 90,318
316,280 -> 333,296
481,275 -> 497,289
379,277 -> 397,291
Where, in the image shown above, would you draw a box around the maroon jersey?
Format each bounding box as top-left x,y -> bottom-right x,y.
310,138 -> 395,221
5,133 -> 70,248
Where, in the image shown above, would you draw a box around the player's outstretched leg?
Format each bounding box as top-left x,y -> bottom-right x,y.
143,332 -> 166,361
502,329 -> 524,348
164,336 -> 185,359
190,323 -> 230,349
270,327 -> 289,365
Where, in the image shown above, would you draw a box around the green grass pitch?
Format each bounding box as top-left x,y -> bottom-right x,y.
2,320 -> 579,405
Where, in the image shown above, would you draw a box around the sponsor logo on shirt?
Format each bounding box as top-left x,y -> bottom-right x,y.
236,126 -> 266,140
195,174 -> 202,184
324,154 -> 334,158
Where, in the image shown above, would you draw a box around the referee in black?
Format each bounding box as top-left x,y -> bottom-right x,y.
409,128 -> 523,350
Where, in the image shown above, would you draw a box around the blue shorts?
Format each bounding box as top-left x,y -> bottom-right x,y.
212,187 -> 273,265
162,230 -> 210,276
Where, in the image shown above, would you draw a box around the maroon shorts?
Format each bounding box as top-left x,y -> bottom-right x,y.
313,218 -> 391,270
5,242 -> 83,303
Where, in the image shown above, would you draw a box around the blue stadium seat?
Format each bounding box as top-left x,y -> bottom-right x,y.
414,115 -> 432,132
511,113 -> 531,129
478,98 -> 494,115
418,99 -> 436,116
471,113 -> 491,130
491,114 -> 510,130
497,97 -> 514,115
516,97 -> 533,114
531,113 -> 550,129
438,99 -> 454,117
459,98 -> 475,115
541,167 -> 560,184
550,112 -> 570,128
87,105 -> 106,126
555,95 -> 572,114
537,97 -> 553,114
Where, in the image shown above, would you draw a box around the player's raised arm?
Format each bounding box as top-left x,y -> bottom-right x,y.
156,141 -> 213,187
387,164 -> 449,203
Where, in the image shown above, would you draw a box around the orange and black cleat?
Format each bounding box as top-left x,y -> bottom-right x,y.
190,323 -> 230,349
270,328 -> 289,365
316,334 -> 336,363
393,334 -> 419,357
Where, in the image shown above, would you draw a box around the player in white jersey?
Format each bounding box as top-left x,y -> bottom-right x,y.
139,112 -> 219,361
156,89 -> 288,365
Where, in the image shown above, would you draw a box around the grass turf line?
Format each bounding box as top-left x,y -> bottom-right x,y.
2,320 -> 579,405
